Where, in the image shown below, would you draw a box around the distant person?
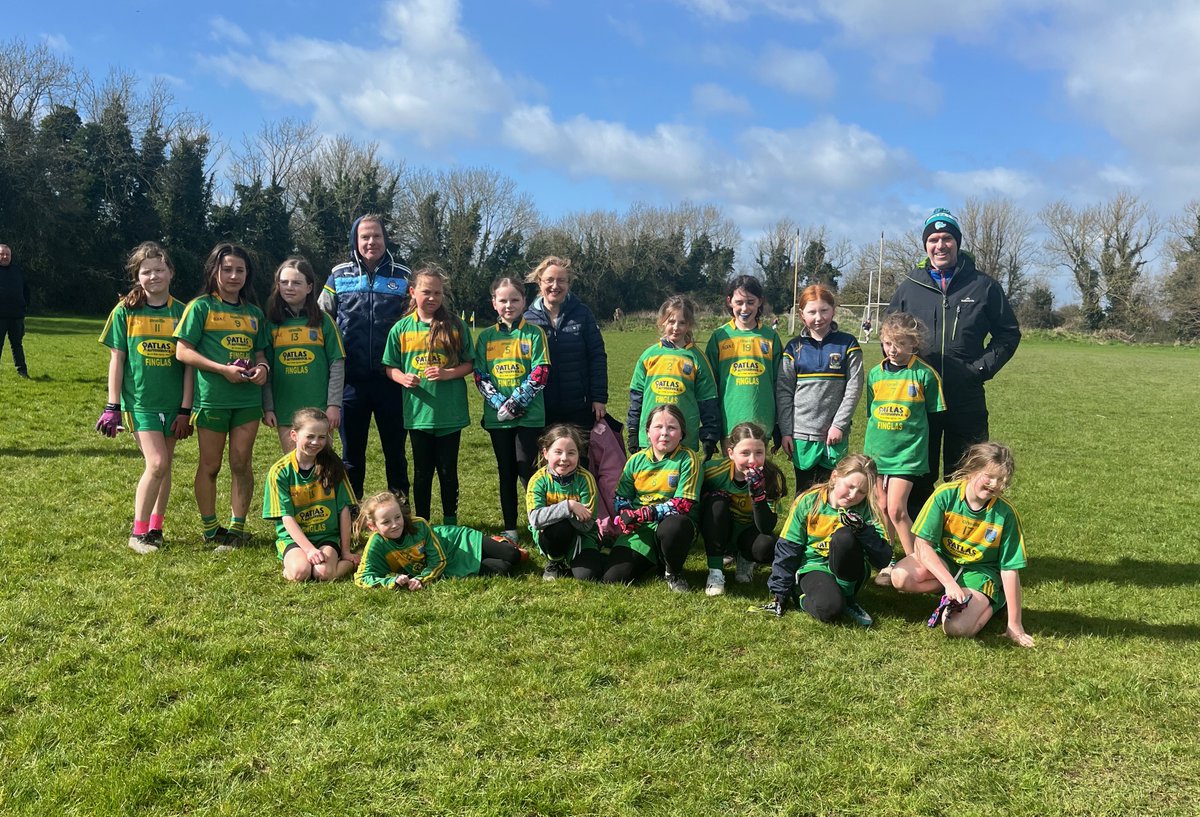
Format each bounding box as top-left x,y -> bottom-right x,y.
889,442 -> 1033,647
887,208 -> 1020,516
0,243 -> 30,378
775,284 -> 863,495
96,241 -> 194,554
319,214 -> 411,500
523,256 -> 608,431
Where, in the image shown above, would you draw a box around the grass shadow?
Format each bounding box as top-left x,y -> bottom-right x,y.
25,316 -> 103,335
1029,609 -> 1200,643
1025,556 -> 1200,589
0,446 -> 143,459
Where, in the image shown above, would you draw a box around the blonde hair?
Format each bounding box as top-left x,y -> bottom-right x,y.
879,311 -> 927,352
950,442 -> 1015,493
353,490 -> 414,543
526,255 -> 572,285
121,242 -> 175,309
657,295 -> 697,345
805,453 -> 884,529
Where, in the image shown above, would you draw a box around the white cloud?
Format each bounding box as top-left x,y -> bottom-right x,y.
692,83 -> 752,116
209,16 -> 251,47
672,0 -> 817,23
501,105 -> 712,189
934,167 -> 1041,200
754,45 -> 836,99
202,0 -> 509,146
41,33 -> 70,53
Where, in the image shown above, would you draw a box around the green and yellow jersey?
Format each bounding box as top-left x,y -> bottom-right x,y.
174,295 -> 269,409
98,298 -> 187,413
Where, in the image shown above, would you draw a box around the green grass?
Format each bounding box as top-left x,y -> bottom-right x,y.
2,317 -> 1199,816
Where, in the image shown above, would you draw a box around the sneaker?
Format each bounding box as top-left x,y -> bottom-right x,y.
665,572 -> 690,593
704,569 -> 726,596
204,526 -> 230,548
734,553 -> 755,584
542,560 -> 571,581
748,594 -> 788,617
127,533 -> 159,555
874,562 -> 895,587
17,370 -> 30,379
844,600 -> 874,628
146,529 -> 164,547
501,529 -> 519,545
722,555 -> 735,568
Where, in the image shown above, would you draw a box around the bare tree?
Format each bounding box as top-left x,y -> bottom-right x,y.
959,196 -> 1034,303
0,38 -> 75,122
1096,191 -> 1159,330
228,118 -> 320,214
1041,200 -> 1103,329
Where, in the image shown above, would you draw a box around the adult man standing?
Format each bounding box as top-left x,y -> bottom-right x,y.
0,244 -> 30,378
319,214 -> 411,499
887,208 -> 1020,515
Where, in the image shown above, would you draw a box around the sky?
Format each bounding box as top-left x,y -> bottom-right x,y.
12,0 -> 1200,302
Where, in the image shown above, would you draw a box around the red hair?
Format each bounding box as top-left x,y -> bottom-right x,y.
798,284 -> 837,310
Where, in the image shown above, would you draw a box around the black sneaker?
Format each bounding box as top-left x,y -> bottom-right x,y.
748,593 -> 789,617
17,370 -> 29,379
146,529 -> 164,547
542,560 -> 571,581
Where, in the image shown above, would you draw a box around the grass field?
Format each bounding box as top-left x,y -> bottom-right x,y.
2,316 -> 1199,816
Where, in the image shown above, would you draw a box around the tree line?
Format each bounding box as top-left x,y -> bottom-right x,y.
3,38 -> 1200,340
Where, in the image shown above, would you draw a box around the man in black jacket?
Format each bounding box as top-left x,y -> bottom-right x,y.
0,244 -> 30,378
887,209 -> 1020,515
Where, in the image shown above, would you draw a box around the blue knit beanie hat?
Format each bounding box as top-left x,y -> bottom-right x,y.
922,208 -> 962,245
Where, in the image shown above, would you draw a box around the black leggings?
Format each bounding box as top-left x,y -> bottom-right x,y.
794,465 -> 831,497
699,494 -> 777,565
487,426 -> 540,530
908,407 -> 990,519
409,429 -> 461,521
478,535 -> 523,577
798,527 -> 865,623
539,519 -> 604,581
600,515 -> 695,583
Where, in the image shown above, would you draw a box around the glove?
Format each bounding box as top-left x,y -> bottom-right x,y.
702,439 -> 718,461
838,508 -> 865,531
616,506 -> 655,534
627,430 -> 640,452
496,399 -> 520,423
744,466 -> 767,503
231,358 -> 254,379
96,404 -> 121,437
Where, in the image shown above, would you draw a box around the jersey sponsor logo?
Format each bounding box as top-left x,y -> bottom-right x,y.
281,348 -> 316,366
828,352 -> 842,369
941,536 -> 982,562
873,403 -> 910,422
297,506 -> 331,529
650,377 -> 686,397
730,359 -> 765,378
413,351 -> 445,368
221,333 -> 254,354
493,360 -> 526,379
137,339 -> 176,358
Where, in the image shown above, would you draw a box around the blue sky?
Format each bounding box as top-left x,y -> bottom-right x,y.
13,0 -> 1200,300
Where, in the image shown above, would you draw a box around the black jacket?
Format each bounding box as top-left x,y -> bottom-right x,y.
523,293 -> 608,421
887,251 -> 1020,411
0,262 -> 29,319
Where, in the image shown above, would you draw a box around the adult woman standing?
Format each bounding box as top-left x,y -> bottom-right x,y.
523,256 -> 608,430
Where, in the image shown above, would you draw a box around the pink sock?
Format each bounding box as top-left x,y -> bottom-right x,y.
150,514 -> 165,531
133,519 -> 151,536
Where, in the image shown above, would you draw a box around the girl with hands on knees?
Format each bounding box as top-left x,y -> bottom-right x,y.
97,241 -> 195,553
890,442 -> 1033,647
262,408 -> 359,582
262,257 -> 345,452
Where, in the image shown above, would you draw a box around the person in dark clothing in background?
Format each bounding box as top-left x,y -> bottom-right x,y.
0,244 -> 30,378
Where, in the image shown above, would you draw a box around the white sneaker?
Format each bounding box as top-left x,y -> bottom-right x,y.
704,569 -> 726,596
127,534 -> 158,555
874,562 -> 895,587
734,553 -> 755,583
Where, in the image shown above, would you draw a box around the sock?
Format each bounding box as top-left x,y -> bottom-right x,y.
150,514 -> 165,532
229,516 -> 246,534
443,514 -> 458,526
202,514 -> 220,539
132,519 -> 150,536
707,555 -> 724,570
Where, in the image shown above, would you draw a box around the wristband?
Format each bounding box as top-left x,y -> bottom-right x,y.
178,408 -> 192,416
104,402 -> 120,412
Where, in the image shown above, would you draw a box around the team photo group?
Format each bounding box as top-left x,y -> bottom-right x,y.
90,205 -> 1033,647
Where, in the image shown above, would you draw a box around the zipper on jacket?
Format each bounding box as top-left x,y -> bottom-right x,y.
951,305 -> 961,341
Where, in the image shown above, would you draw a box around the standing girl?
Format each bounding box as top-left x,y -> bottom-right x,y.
383,265 -> 473,525
97,241 -> 194,554
705,275 -> 783,439
526,424 -> 604,581
757,454 -> 891,626
473,277 -> 551,543
776,284 -> 863,495
863,312 -> 945,586
628,295 -> 720,458
262,256 -> 346,452
262,408 -> 359,582
604,404 -> 702,591
889,442 -> 1033,646
353,492 -> 525,588
174,242 -> 270,551
698,422 -> 787,595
